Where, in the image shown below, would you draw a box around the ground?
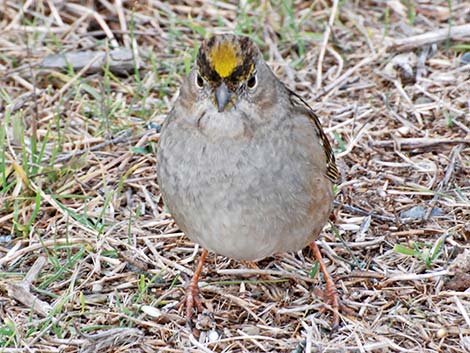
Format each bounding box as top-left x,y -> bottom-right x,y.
1,1 -> 470,352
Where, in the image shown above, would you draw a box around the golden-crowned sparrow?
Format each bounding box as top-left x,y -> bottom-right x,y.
157,34 -> 340,325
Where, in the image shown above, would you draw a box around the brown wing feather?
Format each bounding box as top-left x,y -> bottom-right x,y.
288,91 -> 339,183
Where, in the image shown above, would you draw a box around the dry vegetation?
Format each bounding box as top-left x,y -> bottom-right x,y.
1,1 -> 470,352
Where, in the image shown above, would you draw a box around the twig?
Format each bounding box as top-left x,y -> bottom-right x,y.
0,238 -> 89,267
383,270 -> 451,285
216,268 -> 317,284
391,24 -> 470,51
454,296 -> 470,328
44,52 -> 103,107
41,48 -> 138,75
325,236 -> 386,249
338,270 -> 385,281
369,138 -> 470,150
424,145 -> 462,220
334,201 -> 395,222
64,3 -> 119,48
316,0 -> 339,89
313,48 -> 385,100
53,129 -> 138,163
4,256 -> 52,317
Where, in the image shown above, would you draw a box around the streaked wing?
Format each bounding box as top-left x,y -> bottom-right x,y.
289,91 -> 339,183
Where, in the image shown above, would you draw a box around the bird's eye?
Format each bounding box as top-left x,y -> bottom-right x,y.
196,73 -> 204,88
247,73 -> 257,90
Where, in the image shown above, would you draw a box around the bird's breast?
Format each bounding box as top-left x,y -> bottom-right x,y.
157,117 -> 333,260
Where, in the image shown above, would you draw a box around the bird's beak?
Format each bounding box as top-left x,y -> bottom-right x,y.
215,83 -> 231,112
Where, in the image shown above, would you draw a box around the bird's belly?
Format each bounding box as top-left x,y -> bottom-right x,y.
158,132 -> 333,260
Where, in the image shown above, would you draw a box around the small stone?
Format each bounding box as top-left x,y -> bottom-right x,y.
92,283 -> 103,292
437,327 -> 447,338
383,52 -> 418,83
461,52 -> 470,65
400,205 -> 444,220
207,330 -> 219,342
243,325 -> 260,335
146,121 -> 161,133
415,96 -> 434,104
397,126 -> 410,136
0,235 -> 12,244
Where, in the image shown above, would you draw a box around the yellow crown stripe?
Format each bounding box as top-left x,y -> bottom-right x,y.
209,41 -> 240,78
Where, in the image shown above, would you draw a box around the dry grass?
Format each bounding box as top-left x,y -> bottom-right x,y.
1,1 -> 470,352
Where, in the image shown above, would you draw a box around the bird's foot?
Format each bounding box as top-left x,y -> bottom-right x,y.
181,249 -> 208,324
184,280 -> 204,321
313,282 -> 340,329
310,241 -> 343,329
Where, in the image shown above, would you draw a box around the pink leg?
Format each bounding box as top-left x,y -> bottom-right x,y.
310,242 -> 340,328
185,249 -> 208,320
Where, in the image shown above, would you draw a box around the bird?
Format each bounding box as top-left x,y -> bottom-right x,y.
156,33 -> 340,327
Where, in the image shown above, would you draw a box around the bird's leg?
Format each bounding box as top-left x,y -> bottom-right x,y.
310,242 -> 340,328
185,248 -> 208,321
